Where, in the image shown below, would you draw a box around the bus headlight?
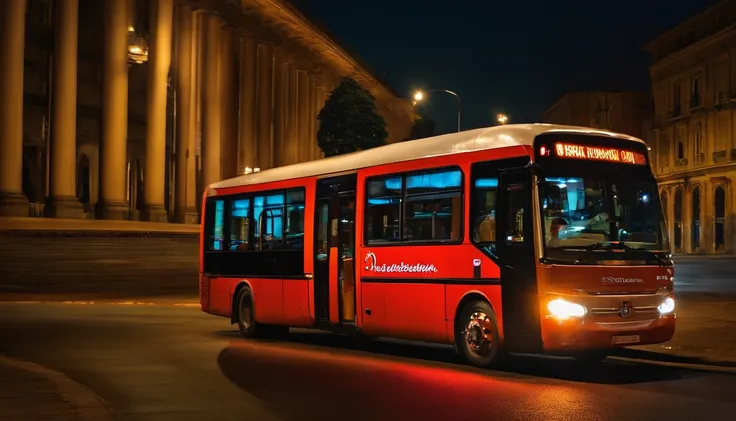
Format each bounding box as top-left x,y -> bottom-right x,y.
658,297 -> 675,314
547,298 -> 586,319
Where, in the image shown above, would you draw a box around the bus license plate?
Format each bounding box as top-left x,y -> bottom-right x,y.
612,335 -> 640,345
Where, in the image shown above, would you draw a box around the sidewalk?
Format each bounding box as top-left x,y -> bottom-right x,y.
620,296 -> 736,367
0,356 -> 113,421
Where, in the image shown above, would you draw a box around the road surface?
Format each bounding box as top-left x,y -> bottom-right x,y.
0,302 -> 735,421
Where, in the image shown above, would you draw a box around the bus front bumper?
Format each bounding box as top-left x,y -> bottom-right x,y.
541,313 -> 676,352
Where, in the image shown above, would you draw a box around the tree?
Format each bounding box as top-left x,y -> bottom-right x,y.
402,117 -> 437,141
317,78 -> 388,157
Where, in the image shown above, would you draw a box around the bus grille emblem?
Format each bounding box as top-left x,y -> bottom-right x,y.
619,301 -> 633,318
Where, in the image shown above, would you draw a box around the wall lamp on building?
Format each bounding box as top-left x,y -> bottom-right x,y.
127,26 -> 149,65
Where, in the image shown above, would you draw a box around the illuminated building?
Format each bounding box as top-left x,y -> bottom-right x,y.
646,0 -> 736,254
542,91 -> 652,142
0,0 -> 413,222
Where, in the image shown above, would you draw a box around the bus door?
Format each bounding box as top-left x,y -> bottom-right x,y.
497,167 -> 542,353
314,174 -> 358,327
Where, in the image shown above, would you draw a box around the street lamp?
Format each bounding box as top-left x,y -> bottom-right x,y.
497,114 -> 508,125
413,89 -> 462,132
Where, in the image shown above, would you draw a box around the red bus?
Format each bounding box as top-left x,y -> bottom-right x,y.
199,123 -> 675,367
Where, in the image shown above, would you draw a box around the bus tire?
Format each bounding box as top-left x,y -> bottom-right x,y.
235,287 -> 289,339
456,300 -> 504,368
235,286 -> 259,338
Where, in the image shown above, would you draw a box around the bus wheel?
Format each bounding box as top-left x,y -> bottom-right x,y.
236,287 -> 257,338
457,301 -> 504,368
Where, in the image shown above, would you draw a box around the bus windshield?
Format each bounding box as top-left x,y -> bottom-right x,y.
539,172 -> 670,264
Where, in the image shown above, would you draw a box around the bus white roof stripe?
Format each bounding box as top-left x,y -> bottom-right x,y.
211,123 -> 646,189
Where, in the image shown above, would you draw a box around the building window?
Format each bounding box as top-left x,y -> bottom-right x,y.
673,83 -> 682,114
677,132 -> 684,160
694,122 -> 704,157
715,186 -> 726,250
691,76 -> 701,108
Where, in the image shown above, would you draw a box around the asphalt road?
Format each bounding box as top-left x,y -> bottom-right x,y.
1,302 -> 736,421
671,256 -> 736,296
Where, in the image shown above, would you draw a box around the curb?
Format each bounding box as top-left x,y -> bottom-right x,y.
0,355 -> 115,421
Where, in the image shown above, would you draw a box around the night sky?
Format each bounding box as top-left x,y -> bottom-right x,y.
291,0 -> 720,135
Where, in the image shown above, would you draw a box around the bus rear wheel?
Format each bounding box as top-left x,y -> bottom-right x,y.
235,287 -> 288,339
236,287 -> 258,338
456,300 -> 504,368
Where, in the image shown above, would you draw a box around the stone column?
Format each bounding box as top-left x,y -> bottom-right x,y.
272,51 -> 287,168
309,76 -> 319,160
315,86 -> 325,159
219,26 -> 237,179
237,34 -> 257,174
48,0 -> 82,218
99,0 -> 130,220
0,0 -> 29,216
201,13 -> 221,189
284,64 -> 299,166
173,4 -> 198,224
142,0 -> 173,222
297,70 -> 309,163
256,42 -> 274,171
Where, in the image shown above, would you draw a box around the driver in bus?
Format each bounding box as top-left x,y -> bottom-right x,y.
547,217 -> 568,247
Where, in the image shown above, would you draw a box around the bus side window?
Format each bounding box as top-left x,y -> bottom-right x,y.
252,193 -> 285,250
403,169 -> 462,242
229,198 -> 250,251
365,176 -> 402,244
207,199 -> 225,251
472,177 -> 498,252
285,188 -> 305,250
504,183 -> 526,245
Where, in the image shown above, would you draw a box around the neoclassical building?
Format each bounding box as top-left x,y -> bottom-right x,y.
0,0 -> 414,223
646,0 -> 736,254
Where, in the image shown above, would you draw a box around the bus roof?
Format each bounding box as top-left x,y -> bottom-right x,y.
211,123 -> 645,189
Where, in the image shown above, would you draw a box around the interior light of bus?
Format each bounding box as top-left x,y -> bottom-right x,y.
547,298 -> 586,320
658,297 -> 675,314
554,143 -> 647,165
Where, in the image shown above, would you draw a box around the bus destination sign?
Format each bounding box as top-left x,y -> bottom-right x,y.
554,143 -> 647,165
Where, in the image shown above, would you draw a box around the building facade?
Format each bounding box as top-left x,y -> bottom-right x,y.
646,0 -> 736,254
542,91 -> 652,141
0,0 -> 414,223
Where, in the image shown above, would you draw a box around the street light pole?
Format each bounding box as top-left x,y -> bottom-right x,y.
413,89 -> 462,132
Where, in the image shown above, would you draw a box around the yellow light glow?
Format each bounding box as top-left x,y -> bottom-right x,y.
128,25 -> 135,32
497,114 -> 508,124
129,46 -> 142,54
413,91 -> 424,101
